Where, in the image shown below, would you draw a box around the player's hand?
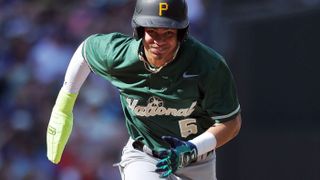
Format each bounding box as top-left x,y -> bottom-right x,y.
46,90 -> 77,164
155,136 -> 198,178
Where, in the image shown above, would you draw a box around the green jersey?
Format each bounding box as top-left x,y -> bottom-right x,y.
82,33 -> 240,151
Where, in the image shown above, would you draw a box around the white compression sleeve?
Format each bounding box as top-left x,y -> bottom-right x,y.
189,131 -> 217,155
62,42 -> 91,94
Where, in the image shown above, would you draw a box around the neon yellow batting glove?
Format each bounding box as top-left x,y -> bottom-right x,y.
46,89 -> 78,164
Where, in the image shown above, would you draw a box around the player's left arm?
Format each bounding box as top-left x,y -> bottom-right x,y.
205,112 -> 241,148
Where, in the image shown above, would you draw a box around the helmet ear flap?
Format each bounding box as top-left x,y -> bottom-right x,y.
178,27 -> 189,42
133,27 -> 144,40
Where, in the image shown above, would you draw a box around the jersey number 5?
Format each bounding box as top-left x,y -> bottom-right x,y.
178,118 -> 198,138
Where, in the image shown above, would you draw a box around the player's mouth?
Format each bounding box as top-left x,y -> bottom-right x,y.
150,47 -> 167,56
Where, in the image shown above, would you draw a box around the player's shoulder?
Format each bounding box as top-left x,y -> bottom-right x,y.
85,32 -> 137,46
182,36 -> 227,71
83,32 -> 141,59
82,32 -> 141,72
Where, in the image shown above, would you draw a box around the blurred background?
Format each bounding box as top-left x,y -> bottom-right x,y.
0,0 -> 319,179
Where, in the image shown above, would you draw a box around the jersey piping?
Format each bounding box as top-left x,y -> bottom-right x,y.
211,104 -> 240,120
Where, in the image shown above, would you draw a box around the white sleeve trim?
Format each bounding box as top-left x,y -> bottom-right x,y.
62,42 -> 91,94
211,104 -> 241,120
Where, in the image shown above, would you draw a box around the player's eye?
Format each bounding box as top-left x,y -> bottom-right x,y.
163,31 -> 175,38
146,29 -> 156,36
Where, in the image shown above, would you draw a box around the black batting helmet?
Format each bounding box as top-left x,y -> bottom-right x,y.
132,0 -> 189,42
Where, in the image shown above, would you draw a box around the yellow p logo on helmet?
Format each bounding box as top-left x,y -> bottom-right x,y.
159,2 -> 168,16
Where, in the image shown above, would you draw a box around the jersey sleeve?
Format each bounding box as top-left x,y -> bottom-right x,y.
82,34 -> 109,77
201,58 -> 240,123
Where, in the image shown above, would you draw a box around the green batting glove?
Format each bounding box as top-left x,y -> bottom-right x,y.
155,136 -> 198,178
46,89 -> 78,164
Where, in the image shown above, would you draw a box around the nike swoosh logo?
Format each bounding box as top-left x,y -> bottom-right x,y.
183,72 -> 199,78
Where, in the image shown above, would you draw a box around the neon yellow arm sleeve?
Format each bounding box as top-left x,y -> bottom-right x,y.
46,89 -> 78,164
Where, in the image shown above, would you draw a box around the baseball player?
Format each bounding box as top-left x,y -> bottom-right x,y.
46,0 -> 242,179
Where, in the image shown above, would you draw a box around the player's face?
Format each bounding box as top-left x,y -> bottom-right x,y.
143,28 -> 178,67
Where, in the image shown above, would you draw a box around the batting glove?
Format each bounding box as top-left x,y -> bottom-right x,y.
155,136 -> 198,178
46,89 -> 78,164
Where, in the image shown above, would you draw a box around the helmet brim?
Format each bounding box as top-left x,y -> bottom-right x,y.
132,15 -> 189,29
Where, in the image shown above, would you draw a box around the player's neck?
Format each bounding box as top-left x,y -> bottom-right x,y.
147,57 -> 173,68
144,45 -> 180,68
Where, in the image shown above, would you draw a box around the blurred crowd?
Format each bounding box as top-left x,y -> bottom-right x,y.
0,0 -> 208,179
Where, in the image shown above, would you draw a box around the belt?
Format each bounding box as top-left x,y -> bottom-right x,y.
132,140 -> 214,162
132,140 -> 161,158
197,150 -> 214,162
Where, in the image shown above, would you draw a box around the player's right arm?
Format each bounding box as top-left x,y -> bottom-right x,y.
46,42 -> 91,164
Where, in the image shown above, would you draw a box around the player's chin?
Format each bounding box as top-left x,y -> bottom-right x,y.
150,50 -> 165,58
150,54 -> 165,62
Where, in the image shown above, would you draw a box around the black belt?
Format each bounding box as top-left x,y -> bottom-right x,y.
132,140 -> 161,158
132,140 -> 214,162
